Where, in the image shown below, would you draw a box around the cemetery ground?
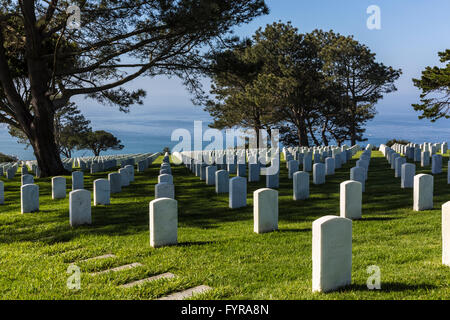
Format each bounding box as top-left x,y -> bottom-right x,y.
1,151 -> 450,300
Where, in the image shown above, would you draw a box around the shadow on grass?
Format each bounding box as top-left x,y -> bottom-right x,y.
278,228 -> 310,233
360,217 -> 403,222
347,282 -> 438,292
177,241 -> 218,247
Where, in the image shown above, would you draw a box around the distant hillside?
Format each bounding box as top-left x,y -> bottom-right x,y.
0,152 -> 17,163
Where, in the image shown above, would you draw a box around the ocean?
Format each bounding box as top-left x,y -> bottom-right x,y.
1,109 -> 449,161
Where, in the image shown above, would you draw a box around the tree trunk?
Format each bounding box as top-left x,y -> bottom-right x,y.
350,120 -> 356,146
297,120 -> 309,147
321,120 -> 329,146
26,114 -> 67,178
307,120 -> 320,146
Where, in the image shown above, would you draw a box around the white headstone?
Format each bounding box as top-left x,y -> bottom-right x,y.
155,182 -> 175,199
443,202 -> 450,266
293,171 -> 309,200
340,181 -> 362,220
215,170 -> 229,194
206,166 -> 217,186
394,157 -> 406,178
94,179 -> 110,205
325,157 -> 335,176
52,176 -> 66,199
312,216 -> 352,293
288,160 -> 299,179
253,188 -> 278,234
149,198 -> 178,248
432,154 -> 443,174
229,177 -> 247,209
313,163 -> 326,185
350,167 -> 365,192
118,168 -> 130,187
69,189 -> 92,226
158,174 -> 173,185
413,174 -> 433,211
72,171 -> 84,191
108,172 -> 122,193
21,184 -> 39,213
401,163 -> 415,189
125,165 -> 135,182
421,151 -> 430,167
21,174 -> 34,185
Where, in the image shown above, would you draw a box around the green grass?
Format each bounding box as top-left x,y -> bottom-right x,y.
1,150 -> 450,300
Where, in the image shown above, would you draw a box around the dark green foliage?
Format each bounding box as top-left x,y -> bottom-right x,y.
386,139 -> 411,148
204,22 -> 401,147
0,152 -> 17,162
80,130 -> 124,156
412,49 -> 450,121
8,103 -> 91,158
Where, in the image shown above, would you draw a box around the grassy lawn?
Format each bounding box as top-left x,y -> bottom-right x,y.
1,150 -> 450,300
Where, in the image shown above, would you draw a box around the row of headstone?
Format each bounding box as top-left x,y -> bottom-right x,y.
15,153 -> 160,225
20,152 -> 160,177
179,143 -> 362,212
387,142 -> 448,172
312,185 -> 450,293
155,154 -> 175,200
348,147 -> 372,192
69,153 -> 160,226
389,141 -> 448,159
149,186 -> 280,249
311,146 -> 373,292
69,154 -> 160,226
381,144 -> 437,211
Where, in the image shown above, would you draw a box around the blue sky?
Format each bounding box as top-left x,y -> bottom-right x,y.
1,0 -> 449,159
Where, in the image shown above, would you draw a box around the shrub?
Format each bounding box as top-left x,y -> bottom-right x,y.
0,152 -> 18,163
385,139 -> 411,147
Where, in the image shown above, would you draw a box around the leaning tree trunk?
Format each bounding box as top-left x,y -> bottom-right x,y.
296,119 -> 309,147
26,110 -> 67,178
350,122 -> 357,146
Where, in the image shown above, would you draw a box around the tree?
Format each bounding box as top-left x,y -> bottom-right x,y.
8,103 -> 91,158
205,40 -> 277,147
80,130 -> 124,156
321,33 -> 402,145
205,22 -> 324,147
0,152 -> 17,162
203,23 -> 400,147
386,139 -> 410,147
412,49 -> 450,121
54,103 -> 91,158
250,23 -> 325,147
0,0 -> 268,176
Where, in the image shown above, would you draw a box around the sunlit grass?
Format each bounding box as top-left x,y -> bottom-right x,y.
0,150 -> 449,299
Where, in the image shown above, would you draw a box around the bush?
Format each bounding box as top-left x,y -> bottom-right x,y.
385,139 -> 411,147
0,152 -> 17,163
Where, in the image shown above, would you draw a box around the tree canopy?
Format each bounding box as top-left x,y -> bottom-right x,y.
0,0 -> 268,176
80,130 -> 124,156
8,102 -> 91,158
412,49 -> 450,121
204,22 -> 401,147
